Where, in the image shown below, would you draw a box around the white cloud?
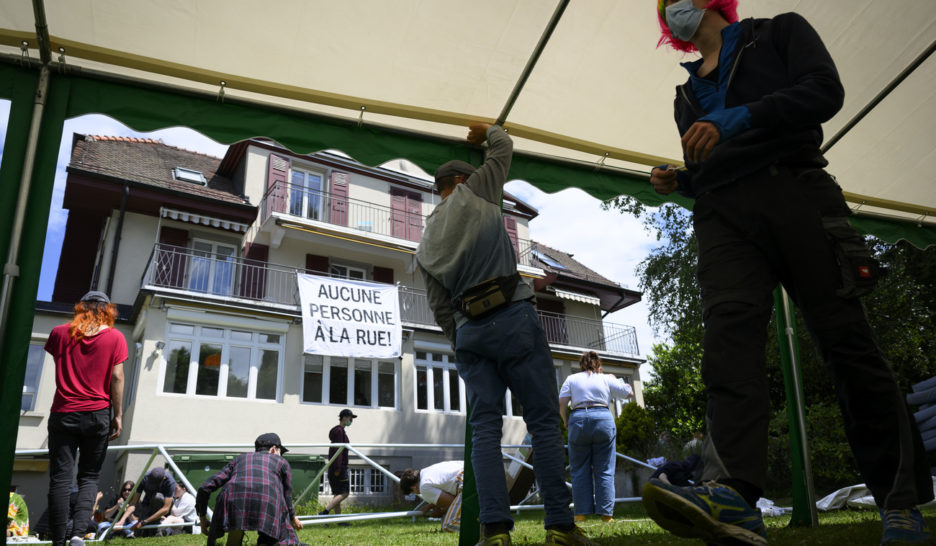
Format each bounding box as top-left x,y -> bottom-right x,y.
505,180 -> 663,382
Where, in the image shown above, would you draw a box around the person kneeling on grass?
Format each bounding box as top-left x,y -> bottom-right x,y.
399,461 -> 465,532
196,433 -> 304,546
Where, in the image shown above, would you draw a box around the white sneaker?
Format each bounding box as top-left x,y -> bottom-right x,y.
69,537 -> 85,546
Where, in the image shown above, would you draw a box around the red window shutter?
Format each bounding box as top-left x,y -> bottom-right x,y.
504,215 -> 520,259
390,188 -> 406,239
239,242 -> 269,300
157,226 -> 189,288
373,266 -> 394,284
306,254 -> 329,275
266,153 -> 291,220
329,172 -> 349,227
390,188 -> 423,242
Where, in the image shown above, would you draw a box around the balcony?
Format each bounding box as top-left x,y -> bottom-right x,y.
141,245 -> 638,356
259,181 -> 536,267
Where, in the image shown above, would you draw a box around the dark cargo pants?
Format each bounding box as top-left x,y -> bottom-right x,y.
693,166 -> 931,510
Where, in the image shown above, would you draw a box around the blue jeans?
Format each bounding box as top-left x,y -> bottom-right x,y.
567,407 -> 617,516
455,301 -> 573,529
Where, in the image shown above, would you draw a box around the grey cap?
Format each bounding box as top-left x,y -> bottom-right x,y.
80,291 -> 110,304
255,432 -> 289,453
434,160 -> 475,187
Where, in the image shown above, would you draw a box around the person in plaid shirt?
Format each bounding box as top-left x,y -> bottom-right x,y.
196,433 -> 303,545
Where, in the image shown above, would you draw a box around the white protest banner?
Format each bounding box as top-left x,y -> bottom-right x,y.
298,274 -> 401,358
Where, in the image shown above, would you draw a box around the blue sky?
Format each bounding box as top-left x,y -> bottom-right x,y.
0,101 -> 660,381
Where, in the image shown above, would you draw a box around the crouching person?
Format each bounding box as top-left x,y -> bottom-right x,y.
400,461 -> 464,532
196,433 -> 303,545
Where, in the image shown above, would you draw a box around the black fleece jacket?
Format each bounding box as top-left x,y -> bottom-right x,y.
674,12 -> 845,198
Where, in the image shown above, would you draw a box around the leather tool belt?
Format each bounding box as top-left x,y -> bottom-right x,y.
453,273 -> 520,320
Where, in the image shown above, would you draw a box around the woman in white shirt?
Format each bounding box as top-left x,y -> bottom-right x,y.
559,351 -> 633,523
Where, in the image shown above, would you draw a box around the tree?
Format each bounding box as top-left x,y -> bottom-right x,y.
607,194 -> 936,494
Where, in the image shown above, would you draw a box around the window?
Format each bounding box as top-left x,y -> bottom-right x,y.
302,355 -> 397,409
532,249 -> 567,271
414,351 -> 463,414
125,342 -> 143,409
172,167 -> 207,185
329,263 -> 366,280
21,343 -> 44,411
161,323 -> 284,401
188,240 -> 236,296
319,466 -> 387,497
349,467 -> 387,495
289,167 -> 324,220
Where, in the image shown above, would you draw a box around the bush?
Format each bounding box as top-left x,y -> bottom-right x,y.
615,401 -> 658,465
766,401 -> 861,498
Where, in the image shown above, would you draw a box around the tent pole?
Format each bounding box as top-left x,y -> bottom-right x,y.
822,38 -> 936,154
773,286 -> 818,527
495,0 -> 570,126
0,56 -> 50,359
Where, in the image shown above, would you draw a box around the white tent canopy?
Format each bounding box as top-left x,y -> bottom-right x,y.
1,0 -> 934,227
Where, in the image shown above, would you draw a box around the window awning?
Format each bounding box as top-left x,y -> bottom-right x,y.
552,288 -> 601,306
160,207 -> 248,233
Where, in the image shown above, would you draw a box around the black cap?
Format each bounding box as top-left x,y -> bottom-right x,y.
434,160 -> 475,188
255,432 -> 288,453
339,409 -> 358,419
80,290 -> 110,304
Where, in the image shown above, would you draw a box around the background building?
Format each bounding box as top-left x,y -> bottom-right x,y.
16,134 -> 644,518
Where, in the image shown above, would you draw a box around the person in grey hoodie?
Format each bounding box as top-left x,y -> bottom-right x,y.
416,123 -> 592,546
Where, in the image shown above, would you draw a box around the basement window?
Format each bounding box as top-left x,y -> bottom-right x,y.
173,167 -> 207,185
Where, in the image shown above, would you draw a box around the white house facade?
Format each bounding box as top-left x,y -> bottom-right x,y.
15,134 -> 644,518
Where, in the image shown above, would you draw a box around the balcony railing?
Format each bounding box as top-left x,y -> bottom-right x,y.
141,245 -> 638,356
259,181 -> 536,267
142,244 -> 301,307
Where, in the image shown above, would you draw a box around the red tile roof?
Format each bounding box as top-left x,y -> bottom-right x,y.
68,134 -> 248,205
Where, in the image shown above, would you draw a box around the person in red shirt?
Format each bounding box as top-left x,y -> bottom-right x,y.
45,291 -> 127,546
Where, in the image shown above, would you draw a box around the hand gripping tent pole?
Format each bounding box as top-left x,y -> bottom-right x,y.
461,1 -> 570,543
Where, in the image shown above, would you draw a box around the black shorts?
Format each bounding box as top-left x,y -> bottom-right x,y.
327,467 -> 349,496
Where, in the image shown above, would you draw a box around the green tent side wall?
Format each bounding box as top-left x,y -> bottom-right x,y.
2,58 -> 935,502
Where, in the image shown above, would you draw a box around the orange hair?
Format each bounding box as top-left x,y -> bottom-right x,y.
69,301 -> 117,341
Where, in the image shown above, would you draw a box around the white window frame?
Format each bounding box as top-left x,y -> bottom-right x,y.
187,239 -> 237,296
348,467 -> 388,496
289,166 -> 325,221
413,351 -> 465,415
172,167 -> 207,185
158,322 -> 285,402
329,263 -> 366,281
21,342 -> 45,412
301,355 -> 398,410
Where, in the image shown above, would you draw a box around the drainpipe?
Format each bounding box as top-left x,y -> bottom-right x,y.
89,215 -> 112,290
0,64 -> 50,358
105,183 -> 130,296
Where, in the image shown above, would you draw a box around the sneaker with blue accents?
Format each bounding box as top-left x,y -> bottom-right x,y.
880,508 -> 935,545
642,478 -> 767,546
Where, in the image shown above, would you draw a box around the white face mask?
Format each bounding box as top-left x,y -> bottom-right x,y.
665,0 -> 706,42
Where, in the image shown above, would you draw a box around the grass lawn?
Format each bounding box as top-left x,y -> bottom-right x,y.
116,503 -> 936,545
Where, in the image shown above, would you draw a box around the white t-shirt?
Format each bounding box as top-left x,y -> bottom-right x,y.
171,491 -> 197,523
559,371 -> 633,407
419,461 -> 464,505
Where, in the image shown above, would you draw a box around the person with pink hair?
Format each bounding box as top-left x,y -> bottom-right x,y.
642,2 -> 934,545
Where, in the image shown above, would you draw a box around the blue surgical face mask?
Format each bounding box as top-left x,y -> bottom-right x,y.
665,0 -> 705,42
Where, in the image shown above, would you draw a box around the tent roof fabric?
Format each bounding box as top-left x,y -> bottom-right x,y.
0,0 -> 934,246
